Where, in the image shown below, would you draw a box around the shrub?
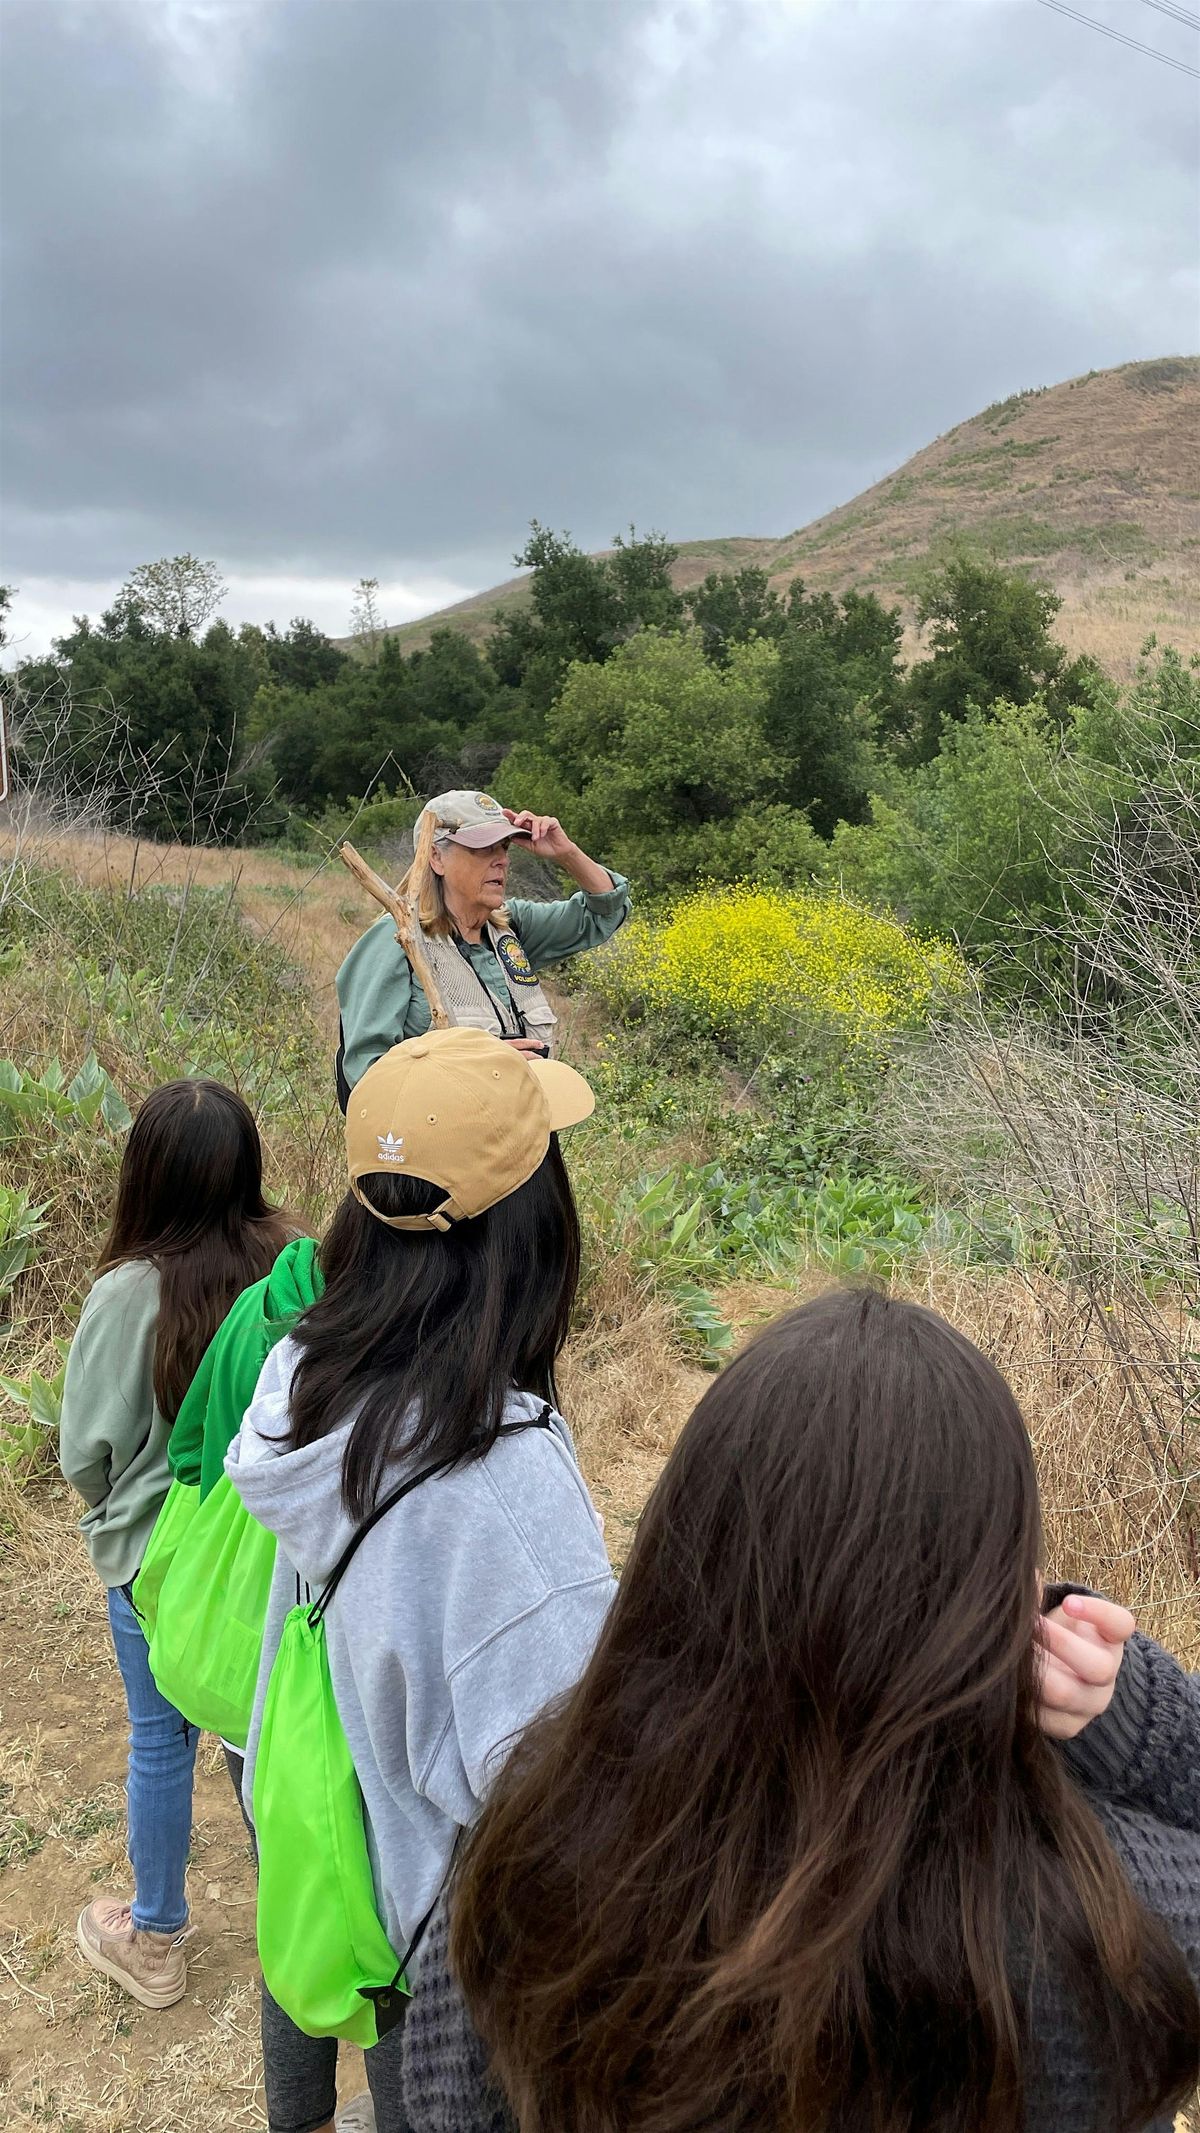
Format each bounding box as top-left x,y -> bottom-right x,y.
590,884 -> 966,1055
0,1186 -> 48,1331
0,1346 -> 67,1474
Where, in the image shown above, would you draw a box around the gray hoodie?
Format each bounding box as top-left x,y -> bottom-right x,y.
226,1335 -> 616,1954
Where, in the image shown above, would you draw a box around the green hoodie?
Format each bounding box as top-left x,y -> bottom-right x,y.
168,1236 -> 325,1500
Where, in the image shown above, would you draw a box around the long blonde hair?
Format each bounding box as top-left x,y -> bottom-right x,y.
397,808 -> 452,936
397,807 -> 512,938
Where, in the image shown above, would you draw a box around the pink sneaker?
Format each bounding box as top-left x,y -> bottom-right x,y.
76,1896 -> 193,2009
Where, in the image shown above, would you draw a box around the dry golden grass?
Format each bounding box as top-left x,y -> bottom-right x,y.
0,816 -> 368,1042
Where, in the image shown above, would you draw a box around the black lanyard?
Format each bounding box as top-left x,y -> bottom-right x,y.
452,931 -> 528,1038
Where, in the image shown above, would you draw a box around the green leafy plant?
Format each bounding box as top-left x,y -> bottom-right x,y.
0,1342 -> 68,1472
0,1054 -> 132,1137
621,1171 -> 734,1364
0,1186 -> 48,1325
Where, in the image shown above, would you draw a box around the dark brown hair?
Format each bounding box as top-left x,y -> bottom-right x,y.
453,1288 -> 1199,2133
99,1078 -> 291,1420
288,1140 -> 580,1518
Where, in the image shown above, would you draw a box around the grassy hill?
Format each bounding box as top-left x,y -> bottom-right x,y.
377,355 -> 1200,676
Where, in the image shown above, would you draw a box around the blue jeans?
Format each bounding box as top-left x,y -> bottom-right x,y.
107,1582 -> 199,1934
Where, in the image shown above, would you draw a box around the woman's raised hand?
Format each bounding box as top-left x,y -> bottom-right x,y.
1035,1591 -> 1136,1740
504,810 -> 575,862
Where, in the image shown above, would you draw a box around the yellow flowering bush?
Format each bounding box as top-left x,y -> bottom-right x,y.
594,885 -> 967,1048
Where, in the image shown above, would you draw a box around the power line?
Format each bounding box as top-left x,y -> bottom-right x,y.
1036,0 -> 1200,72
1136,0 -> 1200,32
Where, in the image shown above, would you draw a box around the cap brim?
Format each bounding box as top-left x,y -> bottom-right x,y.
527,1057 -> 595,1131
447,823 -> 533,850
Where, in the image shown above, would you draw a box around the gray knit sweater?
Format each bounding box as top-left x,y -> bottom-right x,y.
401,1628 -> 1200,2133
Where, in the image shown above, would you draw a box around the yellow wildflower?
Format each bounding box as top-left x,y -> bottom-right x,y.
597,885 -> 966,1046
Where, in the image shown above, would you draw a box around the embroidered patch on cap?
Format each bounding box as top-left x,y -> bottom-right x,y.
474,793 -> 503,814
497,936 -> 538,987
376,1131 -> 406,1162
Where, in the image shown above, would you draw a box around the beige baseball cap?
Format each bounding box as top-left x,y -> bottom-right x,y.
345,1027 -> 595,1232
419,790 -> 531,851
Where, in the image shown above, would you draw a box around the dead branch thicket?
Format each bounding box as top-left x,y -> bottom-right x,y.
888,684 -> 1200,1645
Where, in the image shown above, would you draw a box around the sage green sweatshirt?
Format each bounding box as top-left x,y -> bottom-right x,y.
59,1260 -> 172,1589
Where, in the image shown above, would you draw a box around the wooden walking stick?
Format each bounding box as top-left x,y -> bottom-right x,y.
338,840 -> 452,1029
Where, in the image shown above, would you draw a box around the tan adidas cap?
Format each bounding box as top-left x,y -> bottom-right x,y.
346,1027 -> 595,1232
418,790 -> 532,852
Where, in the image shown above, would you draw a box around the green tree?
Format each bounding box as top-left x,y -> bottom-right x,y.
826,699 -> 1071,968
15,604 -> 262,839
123,554 -> 227,639
607,526 -> 685,633
904,558 -> 1097,761
405,629 -> 500,731
762,628 -> 873,837
488,522 -> 682,716
686,566 -> 785,664
262,618 -> 349,692
252,620 -> 510,813
499,631 -> 791,890
269,637 -> 461,811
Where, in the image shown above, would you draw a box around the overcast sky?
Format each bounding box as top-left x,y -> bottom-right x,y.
2,0 -> 1196,658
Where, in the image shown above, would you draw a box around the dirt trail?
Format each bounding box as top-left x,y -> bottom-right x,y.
0,1478 -> 376,2131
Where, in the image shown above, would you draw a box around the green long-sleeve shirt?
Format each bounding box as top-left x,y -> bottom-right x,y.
335,871 -> 631,1092
167,1235 -> 324,1497
58,1260 -> 171,1589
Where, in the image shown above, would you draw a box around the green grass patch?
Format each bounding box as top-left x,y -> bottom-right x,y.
978,386 -> 1049,430
1122,356 -> 1200,394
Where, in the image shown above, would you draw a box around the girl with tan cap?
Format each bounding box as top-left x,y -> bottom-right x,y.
225,1029 -> 614,2133
334,792 -> 630,1099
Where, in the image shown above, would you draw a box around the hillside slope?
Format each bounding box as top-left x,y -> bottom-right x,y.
379,356 -> 1200,675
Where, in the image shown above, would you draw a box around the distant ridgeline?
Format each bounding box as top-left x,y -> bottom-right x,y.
4,359 -> 1196,927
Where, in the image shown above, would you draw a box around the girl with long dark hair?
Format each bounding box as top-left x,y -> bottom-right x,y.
226,1028 -> 614,2133
412,1288 -> 1200,2133
59,1077 -> 291,2009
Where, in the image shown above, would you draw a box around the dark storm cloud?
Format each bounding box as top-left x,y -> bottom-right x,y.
2,0 -> 1196,631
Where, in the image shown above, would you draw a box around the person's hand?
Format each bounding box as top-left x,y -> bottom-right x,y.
502,1036 -> 552,1058
1035,1592 -> 1136,1740
504,810 -> 575,863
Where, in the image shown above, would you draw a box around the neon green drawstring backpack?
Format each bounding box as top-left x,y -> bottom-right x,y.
146,1476 -> 276,1747
131,1476 -> 200,1641
136,1237 -> 324,1734
254,1409 -> 552,2047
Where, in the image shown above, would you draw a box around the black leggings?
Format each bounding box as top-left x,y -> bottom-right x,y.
260,1972 -> 411,2133
223,1748 -> 413,2133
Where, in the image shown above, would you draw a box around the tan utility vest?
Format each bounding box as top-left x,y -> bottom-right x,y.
417,919 -> 559,1056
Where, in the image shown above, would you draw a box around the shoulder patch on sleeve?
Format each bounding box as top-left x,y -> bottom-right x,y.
496,933 -> 539,987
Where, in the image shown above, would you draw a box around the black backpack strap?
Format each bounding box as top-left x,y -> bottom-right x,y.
362,1870 -> 448,2030
334,1008 -> 411,1115
308,1404 -> 555,1629
308,1450 -> 458,1626
363,1824 -> 464,2030
334,1020 -> 351,1114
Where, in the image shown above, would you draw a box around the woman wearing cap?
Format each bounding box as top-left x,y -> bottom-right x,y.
334,792 -> 630,1099
226,1028 -> 614,2133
